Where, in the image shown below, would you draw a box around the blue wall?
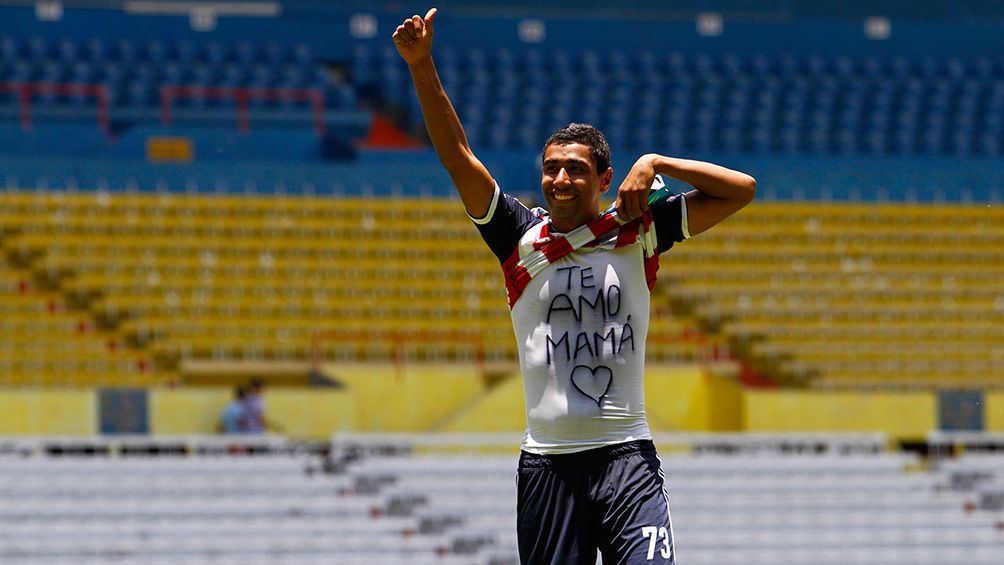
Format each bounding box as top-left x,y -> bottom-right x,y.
3,149 -> 1002,204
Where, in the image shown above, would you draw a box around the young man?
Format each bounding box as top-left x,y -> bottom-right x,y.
394,9 -> 755,564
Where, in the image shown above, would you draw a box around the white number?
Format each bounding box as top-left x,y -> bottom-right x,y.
641,525 -> 671,561
659,526 -> 671,558
642,526 -> 658,560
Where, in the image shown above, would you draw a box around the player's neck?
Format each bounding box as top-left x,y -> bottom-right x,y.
550,211 -> 600,234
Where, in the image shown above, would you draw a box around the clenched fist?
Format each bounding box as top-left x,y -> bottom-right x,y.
392,8 -> 438,65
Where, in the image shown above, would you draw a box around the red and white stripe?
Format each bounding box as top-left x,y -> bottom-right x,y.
502,208 -> 659,309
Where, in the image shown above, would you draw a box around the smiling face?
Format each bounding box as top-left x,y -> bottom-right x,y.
541,142 -> 613,232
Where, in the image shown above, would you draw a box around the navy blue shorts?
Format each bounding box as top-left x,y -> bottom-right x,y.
516,440 -> 675,565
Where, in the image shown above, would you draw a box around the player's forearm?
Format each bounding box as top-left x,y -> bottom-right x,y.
408,56 -> 475,171
646,154 -> 756,202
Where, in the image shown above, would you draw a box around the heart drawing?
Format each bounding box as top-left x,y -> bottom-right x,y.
570,365 -> 613,406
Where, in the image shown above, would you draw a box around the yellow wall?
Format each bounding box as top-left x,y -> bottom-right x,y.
986,392 -> 1004,432
149,387 -> 358,439
644,367 -> 743,432
644,366 -> 705,431
2,371 -> 999,439
705,372 -> 744,430
0,389 -> 95,435
149,388 -> 232,434
266,390 -> 358,439
743,389 -> 938,441
438,365 -> 743,433
322,363 -> 485,431
439,372 -> 526,432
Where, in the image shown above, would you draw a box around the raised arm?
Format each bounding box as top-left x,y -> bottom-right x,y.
615,154 -> 756,236
393,8 -> 494,218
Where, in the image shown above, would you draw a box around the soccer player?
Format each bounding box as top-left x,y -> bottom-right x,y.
394,9 -> 755,564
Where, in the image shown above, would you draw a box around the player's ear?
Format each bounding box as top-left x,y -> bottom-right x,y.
600,167 -> 613,193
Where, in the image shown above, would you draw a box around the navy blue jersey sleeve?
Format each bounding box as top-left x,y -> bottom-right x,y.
649,192 -> 691,253
468,182 -> 540,263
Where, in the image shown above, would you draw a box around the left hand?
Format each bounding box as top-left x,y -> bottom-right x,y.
615,154 -> 657,221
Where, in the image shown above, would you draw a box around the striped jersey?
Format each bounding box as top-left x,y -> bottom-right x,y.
470,181 -> 691,454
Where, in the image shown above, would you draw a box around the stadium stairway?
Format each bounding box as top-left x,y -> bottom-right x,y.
0,246 -> 162,387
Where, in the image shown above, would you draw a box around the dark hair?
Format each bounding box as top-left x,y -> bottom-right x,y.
542,123 -> 611,174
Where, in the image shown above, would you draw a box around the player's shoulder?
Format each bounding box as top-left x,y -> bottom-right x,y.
470,183 -> 544,263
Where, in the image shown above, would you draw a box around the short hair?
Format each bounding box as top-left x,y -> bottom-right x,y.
542,123 -> 611,174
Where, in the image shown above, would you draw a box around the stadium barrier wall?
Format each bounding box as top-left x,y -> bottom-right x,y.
0,389 -> 96,435
987,392 -> 1004,431
319,364 -> 487,432
439,367 -> 741,434
3,149 -> 1002,203
2,383 -> 1000,439
742,390 -> 939,441
149,387 -> 358,437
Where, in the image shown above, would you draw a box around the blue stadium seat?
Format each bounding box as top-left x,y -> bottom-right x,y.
832,55 -> 856,78
981,132 -> 1000,156
465,47 -> 486,72
1,36 -> 21,60
748,54 -> 772,77
945,57 -> 966,80
351,44 -> 375,85
292,43 -> 313,67
144,39 -> 166,63
861,56 -> 884,78
693,54 -> 717,78
174,39 -> 197,64
202,41 -> 226,65
889,56 -> 912,79
263,41 -> 284,65
71,61 -> 96,84
233,41 -> 257,64
665,52 -> 688,76
82,38 -> 106,62
777,54 -> 800,77
27,37 -> 49,61
495,47 -> 515,72
721,53 -> 742,78
636,50 -> 658,75
515,123 -> 537,148
124,81 -> 154,107
114,38 -> 137,63
720,127 -> 744,153
56,38 -> 78,62
972,57 -> 996,79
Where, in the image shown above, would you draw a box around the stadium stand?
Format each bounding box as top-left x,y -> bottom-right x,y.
0,191 -> 711,386
330,433 -> 1004,564
363,46 -> 1004,158
666,201 -> 1004,388
2,433 -> 1002,564
0,34 -> 358,130
1,2 -> 1003,564
4,188 -> 999,389
0,244 -> 159,387
0,2 -> 1000,391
